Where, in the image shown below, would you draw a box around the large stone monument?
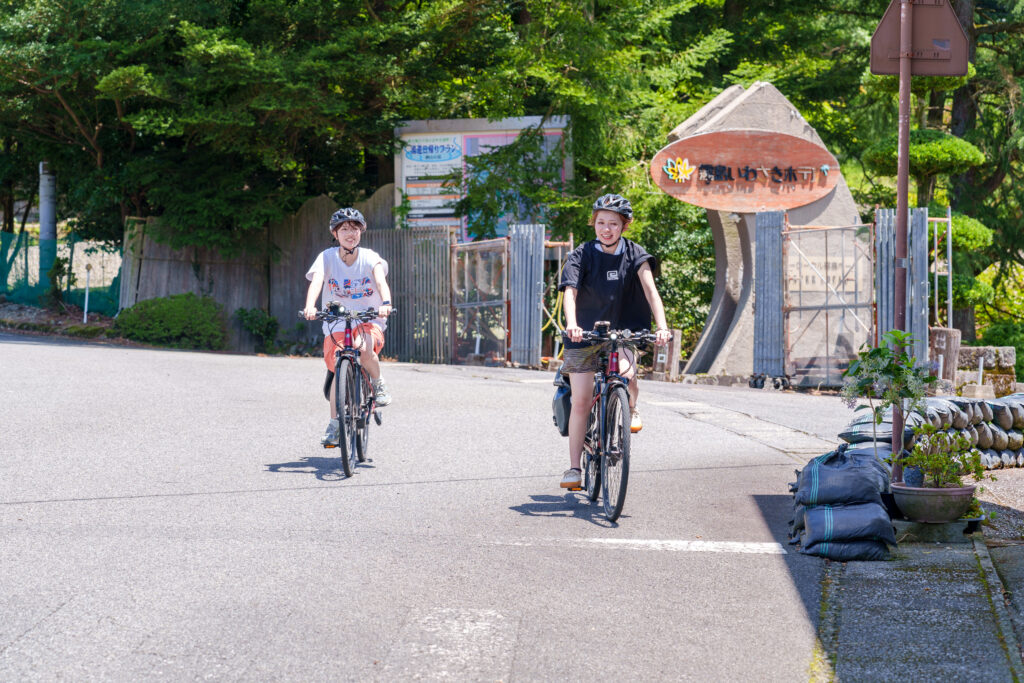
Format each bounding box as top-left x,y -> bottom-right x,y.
651,81 -> 861,376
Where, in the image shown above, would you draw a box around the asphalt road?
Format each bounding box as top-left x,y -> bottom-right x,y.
0,333 -> 855,680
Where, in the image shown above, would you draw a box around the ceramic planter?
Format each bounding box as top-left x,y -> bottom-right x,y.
891,483 -> 976,523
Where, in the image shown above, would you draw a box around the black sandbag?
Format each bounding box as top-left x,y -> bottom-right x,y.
1008,429 -> 1023,451
926,400 -> 953,429
951,398 -> 980,426
967,425 -> 979,448
801,538 -> 892,561
982,449 -> 1000,469
795,449 -> 885,507
1002,451 -> 1016,468
980,401 -> 994,422
990,401 -> 1014,431
992,423 -> 1009,451
842,444 -> 894,494
952,408 -> 969,429
977,422 -> 994,450
838,415 -> 919,447
802,502 -> 898,546
1011,403 -> 1024,430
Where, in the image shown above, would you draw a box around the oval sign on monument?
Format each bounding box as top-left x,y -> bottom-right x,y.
650,130 -> 840,212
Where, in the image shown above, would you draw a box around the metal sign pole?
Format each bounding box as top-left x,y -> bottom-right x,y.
891,0 -> 914,482
946,205 -> 953,326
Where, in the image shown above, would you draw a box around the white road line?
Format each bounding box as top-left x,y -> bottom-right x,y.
493,538 -> 787,555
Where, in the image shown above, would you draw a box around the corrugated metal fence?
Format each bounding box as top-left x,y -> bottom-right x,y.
753,211 -> 785,377
362,226 -> 453,364
508,223 -> 545,366
875,208 -> 929,363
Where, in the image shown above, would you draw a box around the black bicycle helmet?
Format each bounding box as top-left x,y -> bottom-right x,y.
329,207 -> 366,232
592,193 -> 633,220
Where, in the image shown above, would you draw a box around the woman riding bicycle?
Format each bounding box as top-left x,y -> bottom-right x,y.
558,194 -> 670,489
304,207 -> 393,446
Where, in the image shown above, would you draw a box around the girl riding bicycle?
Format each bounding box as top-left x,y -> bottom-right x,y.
558,193 -> 670,489
304,207 -> 393,446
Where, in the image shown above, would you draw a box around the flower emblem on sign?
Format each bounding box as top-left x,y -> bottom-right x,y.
663,157 -> 696,183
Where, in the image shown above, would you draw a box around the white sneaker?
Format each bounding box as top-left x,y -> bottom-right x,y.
373,378 -> 392,407
560,468 -> 582,489
320,418 -> 339,447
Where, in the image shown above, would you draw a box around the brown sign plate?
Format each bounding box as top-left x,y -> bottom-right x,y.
870,0 -> 968,76
650,130 -> 840,212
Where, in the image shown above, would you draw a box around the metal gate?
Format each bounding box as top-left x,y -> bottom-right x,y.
754,211 -> 875,387
361,226 -> 452,363
507,223 -> 545,366
451,238 -> 508,364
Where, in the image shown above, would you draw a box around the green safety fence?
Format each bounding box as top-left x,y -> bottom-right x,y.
0,231 -> 122,316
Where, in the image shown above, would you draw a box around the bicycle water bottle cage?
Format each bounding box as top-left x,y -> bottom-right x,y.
594,320 -> 610,335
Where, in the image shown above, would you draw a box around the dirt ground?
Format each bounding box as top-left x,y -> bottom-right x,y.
977,469 -> 1024,541
0,299 -> 115,331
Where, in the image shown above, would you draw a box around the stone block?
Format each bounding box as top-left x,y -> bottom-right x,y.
929,327 -> 961,381
961,383 -> 996,399
998,346 -> 1017,371
958,345 -> 1016,372
958,346 -> 997,371
992,373 -> 1017,397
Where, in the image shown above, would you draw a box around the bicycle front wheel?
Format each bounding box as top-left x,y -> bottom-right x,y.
336,359 -> 359,477
356,367 -> 373,462
583,406 -> 601,501
601,385 -> 631,521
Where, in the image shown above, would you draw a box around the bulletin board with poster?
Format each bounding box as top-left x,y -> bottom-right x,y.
394,116 -> 571,242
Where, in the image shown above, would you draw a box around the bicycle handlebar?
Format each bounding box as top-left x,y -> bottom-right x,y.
298,304 -> 393,322
562,328 -> 658,345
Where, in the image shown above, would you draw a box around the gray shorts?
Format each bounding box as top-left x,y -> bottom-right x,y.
561,343 -> 637,375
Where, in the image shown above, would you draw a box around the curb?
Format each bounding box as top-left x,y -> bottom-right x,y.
974,536 -> 1024,678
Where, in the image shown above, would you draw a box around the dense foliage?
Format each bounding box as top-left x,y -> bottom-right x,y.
114,292 -> 227,349
2,0 -> 1024,350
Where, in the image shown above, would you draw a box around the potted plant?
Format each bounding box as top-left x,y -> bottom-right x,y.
841,329 -> 936,462
891,423 -> 993,523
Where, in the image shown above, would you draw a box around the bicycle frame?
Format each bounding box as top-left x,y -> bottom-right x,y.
588,339 -> 632,450
324,313 -> 376,414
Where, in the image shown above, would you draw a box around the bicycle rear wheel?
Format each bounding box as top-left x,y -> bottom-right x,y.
356,367 -> 373,462
601,385 -> 631,521
582,406 -> 601,501
336,358 -> 359,477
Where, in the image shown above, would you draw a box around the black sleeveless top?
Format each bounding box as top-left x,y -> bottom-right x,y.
558,239 -> 655,349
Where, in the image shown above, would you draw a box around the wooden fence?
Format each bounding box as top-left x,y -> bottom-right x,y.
119,185 -> 456,358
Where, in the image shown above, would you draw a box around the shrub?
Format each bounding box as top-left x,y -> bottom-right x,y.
114,293 -> 228,350
235,307 -> 279,353
41,256 -> 76,310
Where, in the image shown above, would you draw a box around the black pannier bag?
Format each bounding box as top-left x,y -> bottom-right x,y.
552,366 -> 571,437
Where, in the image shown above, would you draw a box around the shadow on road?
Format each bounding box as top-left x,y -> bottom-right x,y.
266,455 -> 375,481
751,493 -> 831,665
508,493 -> 622,528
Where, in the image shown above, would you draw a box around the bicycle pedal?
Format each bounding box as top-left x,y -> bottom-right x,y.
373,410 -> 382,426
567,485 -> 583,492
322,443 -> 337,449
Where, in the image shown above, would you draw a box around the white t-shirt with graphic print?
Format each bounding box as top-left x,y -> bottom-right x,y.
306,246 -> 389,336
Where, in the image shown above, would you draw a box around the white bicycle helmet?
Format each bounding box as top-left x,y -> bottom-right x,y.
592,193 -> 633,220
329,207 -> 366,232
